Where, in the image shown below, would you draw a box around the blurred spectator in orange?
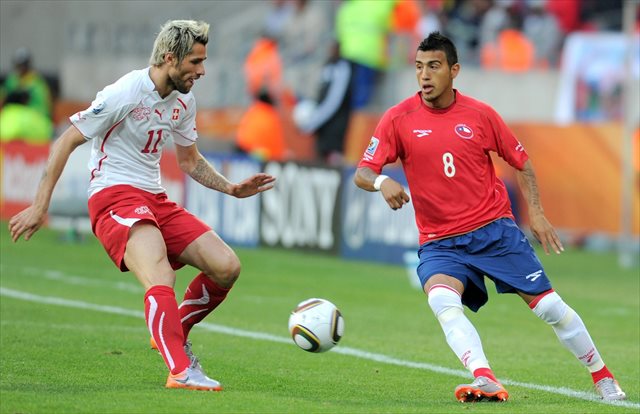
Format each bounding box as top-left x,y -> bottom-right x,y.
243,34 -> 283,101
293,41 -> 353,166
0,89 -> 53,144
0,48 -> 52,119
235,89 -> 287,161
480,6 -> 535,72
392,0 -> 421,32
389,0 -> 422,66
479,0 -> 512,52
243,34 -> 295,108
336,0 -> 396,110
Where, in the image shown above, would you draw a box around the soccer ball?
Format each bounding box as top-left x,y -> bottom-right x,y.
288,298 -> 344,353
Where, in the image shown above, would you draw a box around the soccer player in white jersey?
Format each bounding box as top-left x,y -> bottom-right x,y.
9,20 -> 275,391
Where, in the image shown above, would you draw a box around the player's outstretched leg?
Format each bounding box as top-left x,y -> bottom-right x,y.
427,285 -> 509,402
530,290 -> 626,400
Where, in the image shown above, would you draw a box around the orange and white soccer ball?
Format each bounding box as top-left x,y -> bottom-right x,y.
288,298 -> 344,353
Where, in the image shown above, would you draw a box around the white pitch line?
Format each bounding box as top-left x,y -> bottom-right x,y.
1,286 -> 637,409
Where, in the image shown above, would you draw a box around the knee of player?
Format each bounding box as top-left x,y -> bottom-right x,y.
428,285 -> 464,323
531,291 -> 571,325
219,254 -> 242,285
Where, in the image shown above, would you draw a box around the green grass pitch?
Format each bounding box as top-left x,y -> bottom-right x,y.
0,223 -> 638,413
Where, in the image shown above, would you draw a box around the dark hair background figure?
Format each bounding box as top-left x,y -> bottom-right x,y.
293,40 -> 353,166
1,48 -> 53,120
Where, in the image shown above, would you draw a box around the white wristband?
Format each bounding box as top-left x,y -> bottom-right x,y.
373,174 -> 389,191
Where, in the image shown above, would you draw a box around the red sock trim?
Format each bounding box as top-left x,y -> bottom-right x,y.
528,288 -> 555,309
591,366 -> 613,384
473,367 -> 498,383
427,284 -> 461,297
144,284 -> 175,302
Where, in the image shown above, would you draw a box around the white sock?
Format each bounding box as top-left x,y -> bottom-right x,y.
428,285 -> 490,373
532,291 -> 605,372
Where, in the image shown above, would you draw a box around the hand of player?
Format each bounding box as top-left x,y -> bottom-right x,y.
529,212 -> 564,255
8,205 -> 47,242
380,178 -> 410,210
229,173 -> 276,198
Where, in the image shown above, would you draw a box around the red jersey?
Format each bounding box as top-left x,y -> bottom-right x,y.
358,91 -> 528,244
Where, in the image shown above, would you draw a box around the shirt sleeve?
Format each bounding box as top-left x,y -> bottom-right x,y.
70,86 -> 134,140
357,109 -> 399,173
483,106 -> 528,170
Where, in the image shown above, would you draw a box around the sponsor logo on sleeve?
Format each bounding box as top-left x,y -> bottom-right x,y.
363,137 -> 380,161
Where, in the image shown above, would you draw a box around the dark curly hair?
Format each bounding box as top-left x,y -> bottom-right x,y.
417,32 -> 458,68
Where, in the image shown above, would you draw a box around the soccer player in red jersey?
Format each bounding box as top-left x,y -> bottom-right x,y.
354,32 -> 626,402
8,20 -> 275,391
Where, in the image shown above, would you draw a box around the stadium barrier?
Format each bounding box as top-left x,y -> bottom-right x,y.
1,122 -> 638,265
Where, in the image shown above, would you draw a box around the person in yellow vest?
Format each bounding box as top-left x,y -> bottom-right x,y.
335,0 -> 396,110
0,48 -> 52,119
0,90 -> 53,144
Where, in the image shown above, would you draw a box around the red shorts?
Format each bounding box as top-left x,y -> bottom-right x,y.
87,185 -> 211,272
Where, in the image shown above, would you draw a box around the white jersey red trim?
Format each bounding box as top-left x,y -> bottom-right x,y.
70,67 -> 198,197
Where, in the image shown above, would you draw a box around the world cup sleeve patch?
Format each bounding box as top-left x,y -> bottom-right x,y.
363,136 -> 380,161
91,101 -> 106,115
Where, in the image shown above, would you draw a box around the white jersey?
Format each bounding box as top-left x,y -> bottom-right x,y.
70,68 -> 198,197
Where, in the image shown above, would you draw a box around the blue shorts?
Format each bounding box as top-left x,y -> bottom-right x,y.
416,218 -> 552,312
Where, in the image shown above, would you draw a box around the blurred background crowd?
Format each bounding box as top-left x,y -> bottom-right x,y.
1,0 -> 637,165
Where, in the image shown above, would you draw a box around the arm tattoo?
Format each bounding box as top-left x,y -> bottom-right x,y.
189,158 -> 231,194
517,163 -> 542,213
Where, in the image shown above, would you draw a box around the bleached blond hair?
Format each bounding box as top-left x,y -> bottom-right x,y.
149,20 -> 209,66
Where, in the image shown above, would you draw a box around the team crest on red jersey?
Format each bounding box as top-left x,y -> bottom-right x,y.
454,124 -> 474,139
